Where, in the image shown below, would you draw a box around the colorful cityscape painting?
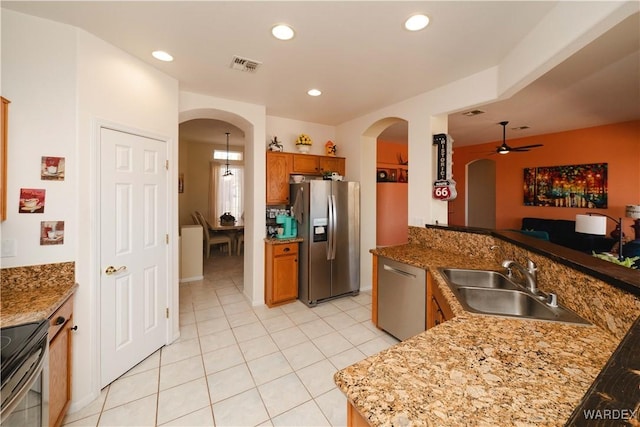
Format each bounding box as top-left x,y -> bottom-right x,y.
523,163 -> 607,208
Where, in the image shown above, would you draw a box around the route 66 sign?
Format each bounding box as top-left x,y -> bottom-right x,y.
433,179 -> 458,200
432,134 -> 457,201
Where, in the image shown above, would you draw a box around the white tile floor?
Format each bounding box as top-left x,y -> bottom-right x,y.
63,253 -> 398,426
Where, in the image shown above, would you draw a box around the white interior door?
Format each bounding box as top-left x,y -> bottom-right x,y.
100,127 -> 168,387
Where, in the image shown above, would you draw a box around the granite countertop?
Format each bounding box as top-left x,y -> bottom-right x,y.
334,244 -> 622,426
264,237 -> 304,244
1,262 -> 78,328
1,282 -> 77,327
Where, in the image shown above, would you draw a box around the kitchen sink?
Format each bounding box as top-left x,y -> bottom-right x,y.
440,268 -> 519,289
437,268 -> 591,325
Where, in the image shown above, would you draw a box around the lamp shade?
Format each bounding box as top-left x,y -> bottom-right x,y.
575,214 -> 607,235
626,205 -> 640,219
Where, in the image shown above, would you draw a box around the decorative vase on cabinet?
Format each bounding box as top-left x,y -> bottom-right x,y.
297,144 -> 310,153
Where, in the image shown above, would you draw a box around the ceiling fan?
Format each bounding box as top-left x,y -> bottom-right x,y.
495,121 -> 543,154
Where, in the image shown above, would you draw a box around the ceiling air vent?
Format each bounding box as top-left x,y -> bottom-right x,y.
461,109 -> 485,117
230,55 -> 262,73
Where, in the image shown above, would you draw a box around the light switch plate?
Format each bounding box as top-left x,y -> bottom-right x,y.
1,239 -> 17,257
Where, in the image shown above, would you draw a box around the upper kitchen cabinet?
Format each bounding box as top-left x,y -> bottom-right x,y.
320,156 -> 345,176
1,97 -> 9,221
291,154 -> 345,176
291,154 -> 320,174
266,152 -> 291,205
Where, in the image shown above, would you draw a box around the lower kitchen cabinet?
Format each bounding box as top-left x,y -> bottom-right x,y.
427,272 -> 454,328
48,295 -> 74,427
347,401 -> 371,427
265,241 -> 299,307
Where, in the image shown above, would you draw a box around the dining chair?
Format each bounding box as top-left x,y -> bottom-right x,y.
194,211 -> 231,257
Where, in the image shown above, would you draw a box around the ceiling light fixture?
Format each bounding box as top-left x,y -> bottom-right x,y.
404,14 -> 429,31
152,50 -> 174,62
307,89 -> 322,97
272,24 -> 295,41
223,132 -> 233,179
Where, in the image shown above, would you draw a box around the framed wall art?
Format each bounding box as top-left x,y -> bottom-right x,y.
41,156 -> 65,181
19,188 -> 45,213
524,163 -> 607,208
40,221 -> 64,245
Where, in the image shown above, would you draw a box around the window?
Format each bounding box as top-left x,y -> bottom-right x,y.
213,150 -> 243,161
210,163 -> 244,223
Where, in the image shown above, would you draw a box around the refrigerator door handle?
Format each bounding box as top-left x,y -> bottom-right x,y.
331,194 -> 337,260
327,195 -> 333,260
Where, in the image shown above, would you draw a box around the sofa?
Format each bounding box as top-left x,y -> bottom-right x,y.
521,217 -> 616,254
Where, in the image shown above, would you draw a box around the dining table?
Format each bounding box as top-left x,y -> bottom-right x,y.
206,218 -> 244,255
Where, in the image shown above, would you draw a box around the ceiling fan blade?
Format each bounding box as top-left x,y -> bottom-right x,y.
514,144 -> 544,150
510,147 -> 531,152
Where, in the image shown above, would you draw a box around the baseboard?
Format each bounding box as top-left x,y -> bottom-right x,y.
180,275 -> 204,283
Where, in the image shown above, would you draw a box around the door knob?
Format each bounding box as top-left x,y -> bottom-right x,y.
105,265 -> 127,275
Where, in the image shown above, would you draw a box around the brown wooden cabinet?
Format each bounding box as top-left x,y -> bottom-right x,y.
426,272 -> 453,329
265,241 -> 299,307
48,295 -> 74,427
347,401 -> 371,426
266,152 -> 291,204
320,156 -> 345,176
267,152 -> 347,206
1,97 -> 9,222
292,154 -> 320,174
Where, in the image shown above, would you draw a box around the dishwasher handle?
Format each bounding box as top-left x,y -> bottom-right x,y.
382,264 -> 417,278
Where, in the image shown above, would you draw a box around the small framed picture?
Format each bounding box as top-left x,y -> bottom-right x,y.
40,221 -> 64,245
41,156 -> 65,181
19,188 -> 45,213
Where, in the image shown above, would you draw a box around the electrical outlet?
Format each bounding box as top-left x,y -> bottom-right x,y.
1,239 -> 17,257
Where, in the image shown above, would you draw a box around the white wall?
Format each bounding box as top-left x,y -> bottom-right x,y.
1,9 -> 180,411
266,116 -> 336,158
1,10 -> 78,267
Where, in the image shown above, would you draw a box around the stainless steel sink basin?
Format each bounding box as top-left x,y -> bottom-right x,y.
454,287 -> 590,324
438,268 -> 591,325
440,268 -> 519,289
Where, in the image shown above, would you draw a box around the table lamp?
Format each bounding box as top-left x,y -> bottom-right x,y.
575,213 -> 623,260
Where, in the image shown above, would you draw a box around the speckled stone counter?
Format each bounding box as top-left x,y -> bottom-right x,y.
1,262 -> 77,327
335,315 -> 617,426
264,237 -> 304,244
335,241 -> 635,426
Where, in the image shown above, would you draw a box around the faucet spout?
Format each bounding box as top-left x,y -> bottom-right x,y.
501,259 -> 538,294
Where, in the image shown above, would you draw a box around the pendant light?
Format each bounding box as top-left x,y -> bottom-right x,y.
223,132 -> 233,178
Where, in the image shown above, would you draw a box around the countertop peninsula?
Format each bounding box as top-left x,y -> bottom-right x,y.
334,241 -> 632,426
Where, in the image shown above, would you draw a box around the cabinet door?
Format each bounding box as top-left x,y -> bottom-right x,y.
320,156 -> 345,175
266,152 -> 291,204
292,154 -> 320,174
49,322 -> 71,427
273,252 -> 298,303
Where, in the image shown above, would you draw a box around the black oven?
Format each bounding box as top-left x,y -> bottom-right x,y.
1,320 -> 49,427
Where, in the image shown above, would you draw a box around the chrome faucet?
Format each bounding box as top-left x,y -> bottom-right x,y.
501,259 -> 538,294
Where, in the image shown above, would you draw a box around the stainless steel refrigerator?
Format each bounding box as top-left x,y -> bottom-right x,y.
291,180 -> 360,306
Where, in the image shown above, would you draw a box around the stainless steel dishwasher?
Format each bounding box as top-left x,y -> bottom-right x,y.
377,257 -> 426,340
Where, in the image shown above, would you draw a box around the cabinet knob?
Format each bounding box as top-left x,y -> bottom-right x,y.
283,247 -> 290,252
71,325 -> 78,331
54,316 -> 66,325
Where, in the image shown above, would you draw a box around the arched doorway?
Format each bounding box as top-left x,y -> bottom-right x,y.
466,158 -> 496,229
178,107 -> 258,301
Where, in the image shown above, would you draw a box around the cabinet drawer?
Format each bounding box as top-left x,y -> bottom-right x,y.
272,243 -> 298,256
49,296 -> 73,341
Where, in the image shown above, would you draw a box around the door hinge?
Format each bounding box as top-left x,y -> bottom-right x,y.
165,160 -> 169,170
166,307 -> 169,318
166,234 -> 169,244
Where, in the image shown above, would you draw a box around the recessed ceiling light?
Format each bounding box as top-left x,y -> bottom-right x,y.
272,24 -> 295,41
404,14 -> 430,31
152,50 -> 173,62
307,89 -> 322,97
